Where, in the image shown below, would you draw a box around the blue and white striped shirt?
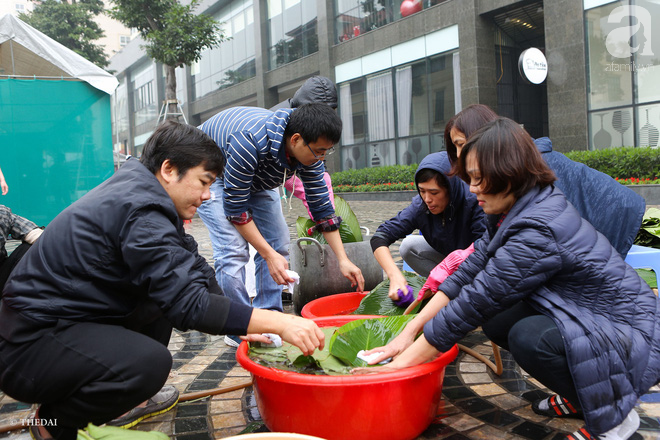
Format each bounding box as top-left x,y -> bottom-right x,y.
199,107 -> 334,220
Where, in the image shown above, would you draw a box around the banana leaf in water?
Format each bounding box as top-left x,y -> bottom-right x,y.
328,315 -> 417,367
248,327 -> 352,375
248,315 -> 418,373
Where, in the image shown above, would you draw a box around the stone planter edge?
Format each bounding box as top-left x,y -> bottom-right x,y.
335,190 -> 417,202
627,185 -> 660,205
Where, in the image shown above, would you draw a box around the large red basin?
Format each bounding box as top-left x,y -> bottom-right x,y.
300,291 -> 366,319
237,315 -> 458,440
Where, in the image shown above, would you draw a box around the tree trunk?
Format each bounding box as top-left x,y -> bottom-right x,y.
164,64 -> 180,121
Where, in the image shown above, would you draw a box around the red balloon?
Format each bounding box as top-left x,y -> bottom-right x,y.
400,0 -> 422,17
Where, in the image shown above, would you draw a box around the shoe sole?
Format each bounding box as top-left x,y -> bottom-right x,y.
113,397 -> 179,429
224,336 -> 240,348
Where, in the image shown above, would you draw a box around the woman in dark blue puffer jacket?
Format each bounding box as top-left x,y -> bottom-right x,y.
359,118 -> 660,440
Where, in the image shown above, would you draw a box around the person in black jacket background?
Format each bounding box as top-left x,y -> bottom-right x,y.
0,121 -> 324,440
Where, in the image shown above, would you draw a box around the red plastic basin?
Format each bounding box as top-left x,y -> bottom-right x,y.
237,315 -> 458,440
300,291 -> 367,319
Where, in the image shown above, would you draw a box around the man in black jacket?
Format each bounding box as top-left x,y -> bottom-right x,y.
0,121 -> 324,440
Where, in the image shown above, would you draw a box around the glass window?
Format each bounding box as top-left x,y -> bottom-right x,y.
398,137 -> 429,165
334,0 -> 426,44
111,79 -> 129,135
396,61 -> 429,137
637,104 -> 660,147
367,141 -> 396,167
589,108 -> 634,149
337,51 -> 456,170
132,63 -> 157,126
268,0 -> 317,69
341,144 -> 367,170
585,1 -> 633,110
192,0 -> 256,98
366,71 -> 395,142
634,0 -> 660,103
428,53 -> 455,135
584,0 -> 660,148
339,79 -> 366,146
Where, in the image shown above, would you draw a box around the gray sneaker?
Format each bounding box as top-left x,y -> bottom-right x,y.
106,385 -> 179,428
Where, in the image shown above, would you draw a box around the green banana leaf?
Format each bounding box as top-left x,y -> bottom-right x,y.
248,327 -> 352,375
295,196 -> 363,244
328,315 -> 417,367
78,423 -> 169,439
334,195 -> 363,243
352,271 -> 427,316
636,268 -> 657,289
634,208 -> 660,248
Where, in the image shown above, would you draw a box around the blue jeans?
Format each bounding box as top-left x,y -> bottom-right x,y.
197,180 -> 288,312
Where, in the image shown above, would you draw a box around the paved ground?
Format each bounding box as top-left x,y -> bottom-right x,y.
0,197 -> 659,440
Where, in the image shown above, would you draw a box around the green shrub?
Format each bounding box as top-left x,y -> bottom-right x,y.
329,147 -> 660,192
331,164 -> 417,186
564,147 -> 660,180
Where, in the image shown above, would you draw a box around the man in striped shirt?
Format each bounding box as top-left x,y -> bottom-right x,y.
198,104 -> 364,345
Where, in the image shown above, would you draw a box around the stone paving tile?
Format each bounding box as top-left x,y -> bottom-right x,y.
1,199 -> 659,440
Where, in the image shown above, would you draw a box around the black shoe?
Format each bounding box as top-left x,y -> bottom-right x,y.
106,385 -> 179,428
532,394 -> 582,419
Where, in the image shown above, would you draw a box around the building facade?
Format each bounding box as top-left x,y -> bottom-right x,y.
108,0 -> 660,173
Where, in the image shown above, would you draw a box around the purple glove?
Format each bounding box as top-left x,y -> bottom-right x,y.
393,285 -> 415,308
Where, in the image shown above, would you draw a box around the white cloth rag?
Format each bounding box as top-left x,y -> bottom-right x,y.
261,333 -> 283,348
285,269 -> 300,293
357,350 -> 392,365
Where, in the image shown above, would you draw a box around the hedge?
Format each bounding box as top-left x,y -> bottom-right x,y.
564,147 -> 660,180
331,147 -> 660,189
331,164 -> 417,186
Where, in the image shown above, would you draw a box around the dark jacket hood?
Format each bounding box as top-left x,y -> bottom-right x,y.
270,76 -> 338,111
414,152 -> 467,210
371,151 -> 486,256
291,76 -> 338,108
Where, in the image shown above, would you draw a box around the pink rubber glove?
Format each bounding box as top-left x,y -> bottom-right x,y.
418,243 -> 475,300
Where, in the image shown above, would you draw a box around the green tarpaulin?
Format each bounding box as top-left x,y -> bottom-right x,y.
0,78 -> 114,225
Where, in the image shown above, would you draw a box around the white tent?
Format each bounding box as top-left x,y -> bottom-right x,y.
0,13 -> 118,95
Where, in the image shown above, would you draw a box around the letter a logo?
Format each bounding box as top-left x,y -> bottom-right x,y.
606,5 -> 654,58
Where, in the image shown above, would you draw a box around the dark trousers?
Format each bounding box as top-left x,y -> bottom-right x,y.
482,301 -> 580,407
0,242 -> 31,294
0,317 -> 173,439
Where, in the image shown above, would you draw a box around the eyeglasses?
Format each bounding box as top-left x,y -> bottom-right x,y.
304,141 -> 336,159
